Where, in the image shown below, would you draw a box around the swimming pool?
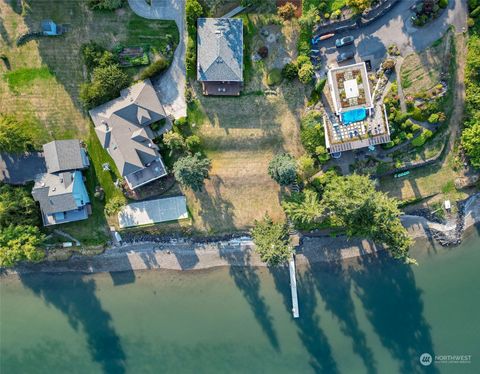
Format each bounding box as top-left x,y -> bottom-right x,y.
341,108 -> 367,124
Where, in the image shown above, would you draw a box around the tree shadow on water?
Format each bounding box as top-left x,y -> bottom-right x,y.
350,252 -> 439,374
310,260 -> 377,374
19,272 -> 127,374
270,266 -> 339,374
219,248 -> 280,352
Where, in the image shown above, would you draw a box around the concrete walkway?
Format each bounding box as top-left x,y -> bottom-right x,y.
128,0 -> 187,118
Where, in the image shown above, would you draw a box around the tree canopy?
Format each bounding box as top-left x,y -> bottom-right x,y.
462,28 -> 480,168
0,185 -> 44,267
268,153 -> 297,186
0,114 -> 44,153
0,225 -> 45,267
321,174 -> 413,261
251,214 -> 292,266
281,174 -> 414,262
0,184 -> 40,228
173,153 -> 211,191
80,64 -> 131,108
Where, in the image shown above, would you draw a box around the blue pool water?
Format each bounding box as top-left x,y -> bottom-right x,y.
341,108 -> 367,124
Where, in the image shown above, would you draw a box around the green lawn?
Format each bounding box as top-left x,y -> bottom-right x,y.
3,66 -> 54,90
126,15 -> 179,57
0,1 -> 179,246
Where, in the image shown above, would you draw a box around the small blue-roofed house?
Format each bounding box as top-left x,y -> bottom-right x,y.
41,20 -> 59,36
32,140 -> 91,226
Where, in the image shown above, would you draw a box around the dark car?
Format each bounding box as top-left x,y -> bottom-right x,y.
335,35 -> 355,48
337,51 -> 355,63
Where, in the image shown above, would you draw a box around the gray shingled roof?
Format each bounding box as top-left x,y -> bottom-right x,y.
88,79 -> 166,177
43,140 -> 87,173
32,172 -> 78,214
197,18 -> 243,82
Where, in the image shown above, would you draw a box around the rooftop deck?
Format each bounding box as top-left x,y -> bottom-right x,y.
125,159 -> 167,190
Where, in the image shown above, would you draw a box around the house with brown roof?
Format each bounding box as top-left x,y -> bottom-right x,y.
197,18 -> 244,96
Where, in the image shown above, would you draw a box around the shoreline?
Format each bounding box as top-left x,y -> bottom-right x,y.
3,194 -> 479,276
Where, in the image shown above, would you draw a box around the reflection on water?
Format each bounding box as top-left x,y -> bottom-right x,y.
1,227 -> 479,374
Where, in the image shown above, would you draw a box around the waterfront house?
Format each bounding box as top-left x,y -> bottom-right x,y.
89,79 -> 168,190
32,140 -> 91,226
197,18 -> 244,96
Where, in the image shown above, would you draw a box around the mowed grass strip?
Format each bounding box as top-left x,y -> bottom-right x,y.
3,66 -> 54,90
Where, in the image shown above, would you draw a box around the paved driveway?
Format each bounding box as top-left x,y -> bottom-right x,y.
0,152 -> 46,185
316,0 -> 468,72
128,0 -> 187,118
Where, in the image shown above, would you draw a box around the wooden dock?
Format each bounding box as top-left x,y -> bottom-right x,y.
289,256 -> 299,318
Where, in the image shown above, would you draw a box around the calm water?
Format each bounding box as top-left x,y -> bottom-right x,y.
1,227 -> 479,374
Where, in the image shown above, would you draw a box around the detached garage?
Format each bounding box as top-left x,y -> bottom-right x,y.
118,196 -> 189,228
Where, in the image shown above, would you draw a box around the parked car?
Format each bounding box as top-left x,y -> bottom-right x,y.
335,36 -> 354,48
337,51 -> 355,63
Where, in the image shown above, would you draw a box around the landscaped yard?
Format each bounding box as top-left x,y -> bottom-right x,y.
379,150 -> 469,204
0,0 -> 178,244
401,31 -> 453,95
182,14 -> 308,233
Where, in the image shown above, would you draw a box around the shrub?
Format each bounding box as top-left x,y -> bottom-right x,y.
331,9 -> 342,19
81,42 -> 117,71
438,0 -> 448,9
80,64 -> 131,108
186,135 -> 201,152
382,59 -> 395,71
471,6 -> 480,17
301,111 -> 325,155
297,155 -> 316,180
268,153 -> 297,186
428,113 -> 440,123
298,62 -> 315,84
163,131 -> 186,153
277,2 -> 297,20
411,124 -> 422,133
139,57 -> 169,80
186,0 -> 203,28
258,46 -> 269,58
296,55 -> 310,68
267,68 -> 282,86
469,0 -> 478,11
282,62 -> 298,80
87,0 -> 123,10
105,195 -> 127,216
186,35 -> 197,79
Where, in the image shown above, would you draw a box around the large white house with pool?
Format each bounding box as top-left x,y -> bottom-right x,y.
324,62 -> 391,154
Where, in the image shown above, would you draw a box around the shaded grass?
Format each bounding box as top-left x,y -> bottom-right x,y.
126,15 -> 179,56
86,125 -> 123,201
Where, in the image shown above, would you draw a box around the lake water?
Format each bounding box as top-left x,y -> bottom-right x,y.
1,227 -> 479,374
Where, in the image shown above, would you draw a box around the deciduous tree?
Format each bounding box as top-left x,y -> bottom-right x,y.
0,225 -> 45,267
